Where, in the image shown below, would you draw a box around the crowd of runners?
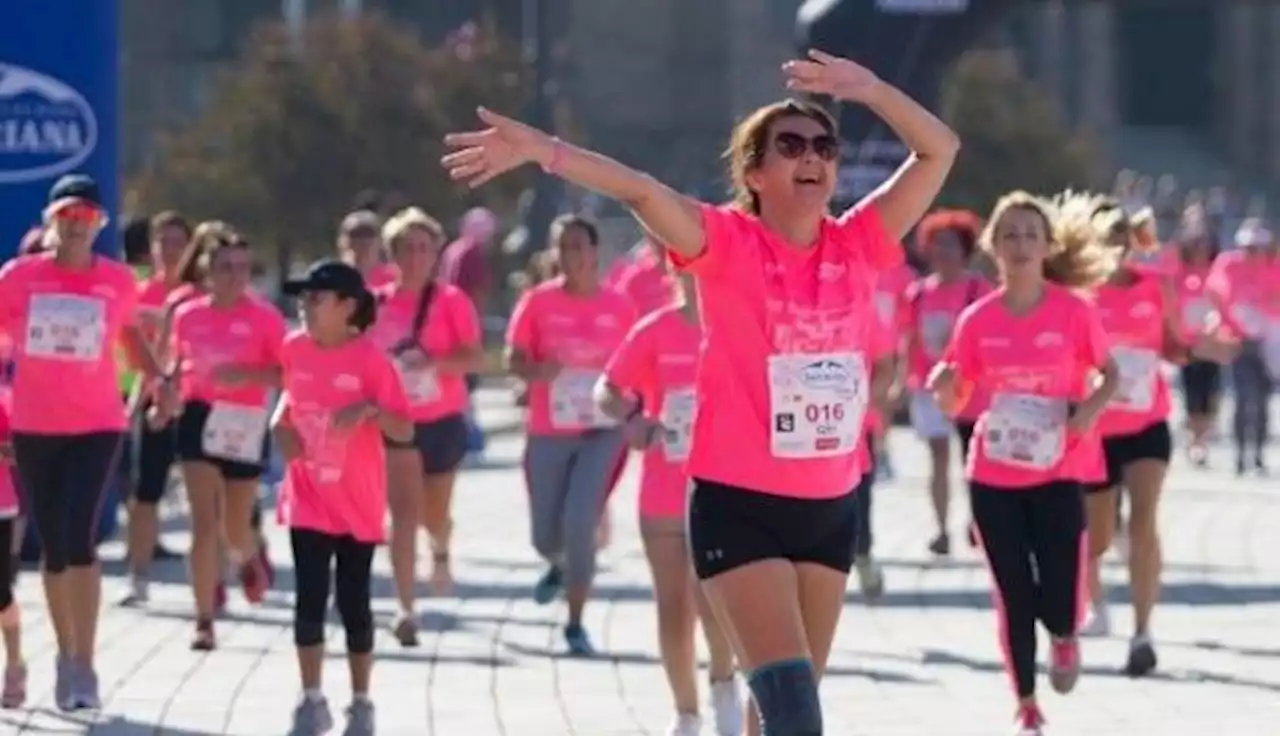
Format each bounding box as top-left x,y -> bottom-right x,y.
0,49 -> 1273,736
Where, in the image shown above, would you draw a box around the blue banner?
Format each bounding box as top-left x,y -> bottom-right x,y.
0,1 -> 119,259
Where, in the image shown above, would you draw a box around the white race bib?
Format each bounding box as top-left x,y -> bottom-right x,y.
202,402 -> 269,463
658,387 -> 696,462
1110,346 -> 1159,412
549,369 -> 614,430
984,392 -> 1067,470
920,311 -> 953,357
25,293 -> 106,361
1180,298 -> 1212,335
1233,304 -> 1264,338
767,352 -> 867,459
395,360 -> 440,404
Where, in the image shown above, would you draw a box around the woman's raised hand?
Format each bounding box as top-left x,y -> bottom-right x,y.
783,50 -> 881,102
442,107 -> 550,189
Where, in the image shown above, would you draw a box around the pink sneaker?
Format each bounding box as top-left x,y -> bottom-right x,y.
1014,703 -> 1045,735
239,555 -> 268,605
1049,637 -> 1080,694
1,663 -> 25,709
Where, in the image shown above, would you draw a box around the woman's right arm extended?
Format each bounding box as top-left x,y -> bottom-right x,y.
443,108 -> 706,259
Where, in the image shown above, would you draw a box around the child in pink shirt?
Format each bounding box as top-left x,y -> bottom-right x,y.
273,260 -> 412,736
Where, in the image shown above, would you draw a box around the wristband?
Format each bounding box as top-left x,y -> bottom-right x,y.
540,137 -> 563,175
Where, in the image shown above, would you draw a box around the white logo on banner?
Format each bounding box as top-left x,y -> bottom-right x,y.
0,63 -> 98,184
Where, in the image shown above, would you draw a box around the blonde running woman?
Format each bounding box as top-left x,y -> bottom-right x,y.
596,269 -> 743,736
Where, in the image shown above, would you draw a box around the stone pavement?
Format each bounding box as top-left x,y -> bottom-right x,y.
4,389 -> 1280,734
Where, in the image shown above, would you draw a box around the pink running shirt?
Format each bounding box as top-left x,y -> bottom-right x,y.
1207,250 -> 1280,340
506,277 -> 637,436
669,203 -> 902,498
171,294 -> 287,407
874,263 -> 914,334
943,284 -> 1109,489
369,282 -> 482,423
1174,262 -> 1218,343
603,306 -> 700,519
900,273 -> 994,423
1094,275 -> 1171,437
0,253 -> 139,434
276,330 -> 411,543
615,254 -> 676,318
136,275 -> 177,345
363,262 -> 399,291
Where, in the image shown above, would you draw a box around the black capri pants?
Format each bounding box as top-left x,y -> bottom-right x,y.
971,480 -> 1085,699
132,402 -> 177,505
13,432 -> 123,574
1180,360 -> 1221,417
290,528 -> 376,654
688,478 -> 859,580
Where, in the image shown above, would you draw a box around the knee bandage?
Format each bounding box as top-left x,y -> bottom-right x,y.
747,658 -> 823,735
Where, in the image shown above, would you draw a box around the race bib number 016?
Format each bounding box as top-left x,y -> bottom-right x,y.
25,293 -> 106,362
984,392 -> 1067,470
768,352 -> 867,459
202,402 -> 269,464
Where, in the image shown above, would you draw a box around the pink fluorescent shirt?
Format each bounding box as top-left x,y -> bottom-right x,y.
171,293 -> 287,406
0,253 -> 139,434
670,203 -> 902,499
276,331 -> 411,543
369,282 -> 482,423
615,254 -> 677,318
1174,262 -> 1217,343
944,284 -> 1110,489
1094,275 -> 1171,437
603,305 -> 701,519
506,278 -> 637,436
1207,250 -> 1280,340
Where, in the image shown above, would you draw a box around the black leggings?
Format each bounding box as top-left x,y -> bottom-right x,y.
0,519 -> 13,609
13,432 -> 122,574
971,480 -> 1085,699
1231,345 -> 1272,458
853,441 -> 875,557
290,528 -> 376,654
134,410 -> 176,505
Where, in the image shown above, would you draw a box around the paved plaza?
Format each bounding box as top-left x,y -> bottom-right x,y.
4,390 -> 1280,734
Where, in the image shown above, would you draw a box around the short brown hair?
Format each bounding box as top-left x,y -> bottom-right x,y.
725,99 -> 838,214
176,220 -> 245,285
150,210 -> 192,239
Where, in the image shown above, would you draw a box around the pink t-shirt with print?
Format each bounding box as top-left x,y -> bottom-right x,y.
615,254 -> 676,318
276,330 -> 411,543
874,263 -> 915,335
670,203 -> 902,499
944,284 -> 1110,489
136,275 -> 176,345
0,253 -> 138,434
506,278 -> 637,436
1094,275 -> 1171,437
603,306 -> 700,519
1206,250 -> 1280,340
1174,262 -> 1218,343
171,293 -> 287,407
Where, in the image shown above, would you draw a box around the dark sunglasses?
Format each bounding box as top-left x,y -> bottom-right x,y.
772,132 -> 840,162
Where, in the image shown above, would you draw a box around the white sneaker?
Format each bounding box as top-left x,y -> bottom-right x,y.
709,678 -> 743,736
1078,603 -> 1110,638
669,713 -> 703,736
854,556 -> 886,601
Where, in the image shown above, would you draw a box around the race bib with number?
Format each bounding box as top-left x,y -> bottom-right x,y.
202,402 -> 269,463
1180,298 -> 1212,335
395,360 -> 440,404
984,392 -> 1067,470
920,311 -> 953,357
549,369 -> 614,430
767,352 -> 867,459
1110,346 -> 1159,412
658,387 -> 696,462
25,293 -> 106,361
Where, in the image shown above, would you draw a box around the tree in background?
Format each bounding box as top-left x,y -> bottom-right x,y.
128,13 -> 534,271
937,48 -> 1102,215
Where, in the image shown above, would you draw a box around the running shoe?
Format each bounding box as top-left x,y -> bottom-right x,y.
710,678 -> 743,736
928,533 -> 951,557
1048,637 -> 1080,694
1,663 -> 26,709
1012,703 -> 1046,735
533,565 -> 563,605
118,575 -> 150,607
342,699 -> 375,736
288,695 -> 334,736
392,612 -> 420,648
54,656 -> 76,712
1123,633 -> 1158,677
854,556 -> 885,601
1079,602 -> 1110,638
72,663 -> 101,709
191,619 -> 216,651
240,554 -> 269,604
564,623 -> 596,657
668,713 -> 703,736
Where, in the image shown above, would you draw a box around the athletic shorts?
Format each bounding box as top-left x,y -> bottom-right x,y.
910,390 -> 952,440
176,401 -> 267,481
1089,420 -> 1172,492
131,403 -> 177,505
687,478 -> 858,580
1180,360 -> 1221,416
955,420 -> 976,462
412,413 -> 469,475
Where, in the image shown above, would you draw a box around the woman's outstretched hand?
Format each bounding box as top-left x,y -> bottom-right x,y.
783,50 -> 881,102
442,107 -> 550,188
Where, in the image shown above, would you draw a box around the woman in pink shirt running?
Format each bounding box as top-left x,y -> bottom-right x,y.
274,259 -> 412,736
338,210 -> 398,291
369,207 -> 484,646
445,50 -> 957,734
900,209 -> 991,557
596,271 -> 742,736
1171,211 -> 1225,464
0,175 -> 163,711
929,191 -> 1120,735
161,233 -> 287,650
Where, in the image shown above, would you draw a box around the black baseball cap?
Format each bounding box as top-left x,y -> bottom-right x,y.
47,174 -> 104,212
283,259 -> 368,299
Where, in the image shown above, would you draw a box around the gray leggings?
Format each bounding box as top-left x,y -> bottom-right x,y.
1231,343 -> 1272,456
524,429 -> 625,588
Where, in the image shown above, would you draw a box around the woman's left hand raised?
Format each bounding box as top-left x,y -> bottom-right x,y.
783,50 -> 881,102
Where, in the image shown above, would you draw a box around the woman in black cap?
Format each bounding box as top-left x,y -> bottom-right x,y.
0,174 -> 163,710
